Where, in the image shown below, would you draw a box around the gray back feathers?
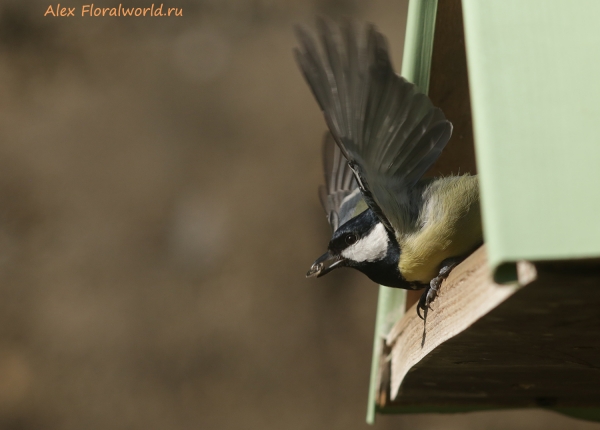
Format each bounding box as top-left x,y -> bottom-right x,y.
318,133 -> 364,231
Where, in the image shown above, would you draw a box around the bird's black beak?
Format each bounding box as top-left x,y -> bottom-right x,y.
306,251 -> 345,278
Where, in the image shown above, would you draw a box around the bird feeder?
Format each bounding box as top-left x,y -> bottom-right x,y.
367,0 -> 600,423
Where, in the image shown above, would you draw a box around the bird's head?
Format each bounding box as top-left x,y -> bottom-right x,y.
306,209 -> 410,288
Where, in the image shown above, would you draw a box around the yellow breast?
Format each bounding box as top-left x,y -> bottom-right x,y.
398,176 -> 482,283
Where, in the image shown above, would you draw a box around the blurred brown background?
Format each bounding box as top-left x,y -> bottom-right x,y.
0,0 -> 598,429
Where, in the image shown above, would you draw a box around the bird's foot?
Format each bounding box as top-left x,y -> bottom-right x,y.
416,257 -> 463,320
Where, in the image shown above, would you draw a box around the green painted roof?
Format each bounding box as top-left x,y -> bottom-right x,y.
463,0 -> 600,282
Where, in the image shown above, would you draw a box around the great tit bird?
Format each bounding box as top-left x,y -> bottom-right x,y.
296,19 -> 483,317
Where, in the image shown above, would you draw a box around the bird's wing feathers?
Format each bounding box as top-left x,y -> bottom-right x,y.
318,132 -> 364,231
295,19 -> 452,234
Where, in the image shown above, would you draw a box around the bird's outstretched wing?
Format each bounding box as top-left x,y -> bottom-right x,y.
318,132 -> 364,231
294,19 -> 452,233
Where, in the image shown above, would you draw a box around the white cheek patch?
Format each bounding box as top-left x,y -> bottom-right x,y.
341,223 -> 389,263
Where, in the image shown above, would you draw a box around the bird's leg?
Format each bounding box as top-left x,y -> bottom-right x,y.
417,257 -> 463,320
427,257 -> 462,306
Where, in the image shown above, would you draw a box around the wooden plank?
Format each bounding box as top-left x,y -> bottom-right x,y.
379,246 -> 529,405
379,249 -> 600,411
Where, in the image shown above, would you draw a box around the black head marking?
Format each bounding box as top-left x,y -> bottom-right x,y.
325,209 -> 412,289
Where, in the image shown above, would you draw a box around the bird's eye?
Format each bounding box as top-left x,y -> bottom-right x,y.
345,234 -> 357,245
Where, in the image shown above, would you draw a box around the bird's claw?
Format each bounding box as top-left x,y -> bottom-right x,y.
416,257 -> 462,320
417,276 -> 442,320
